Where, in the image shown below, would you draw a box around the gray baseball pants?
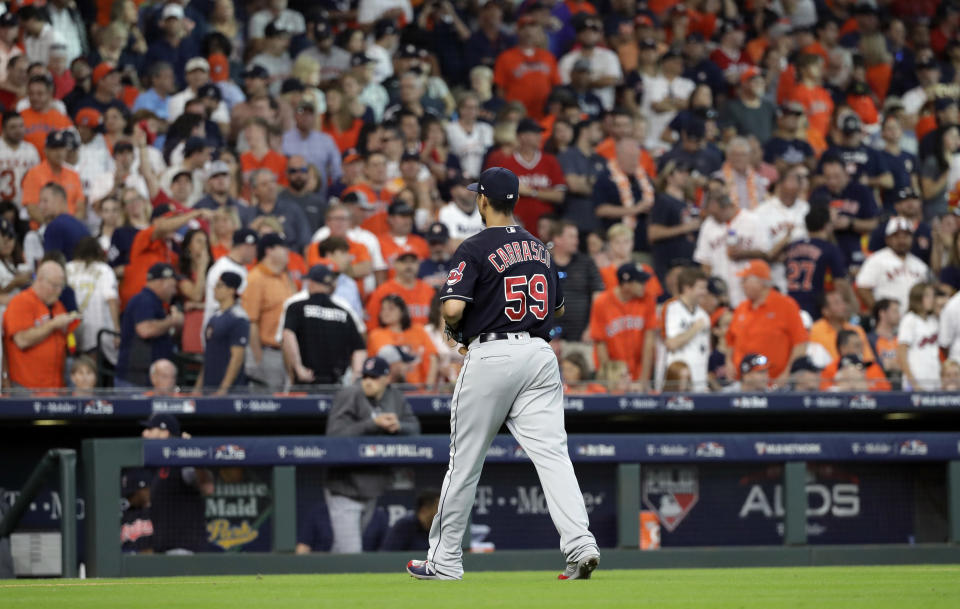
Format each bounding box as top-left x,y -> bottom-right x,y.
426,332 -> 598,578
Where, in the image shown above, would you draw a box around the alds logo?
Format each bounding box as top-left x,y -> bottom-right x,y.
446,261 -> 466,285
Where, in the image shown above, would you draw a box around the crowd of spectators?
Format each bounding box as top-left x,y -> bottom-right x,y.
3,0 -> 960,395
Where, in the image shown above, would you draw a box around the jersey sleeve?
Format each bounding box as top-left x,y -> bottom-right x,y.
230,315 -> 251,348
854,255 -> 879,288
2,294 -> 35,336
554,263 -> 565,310
827,244 -> 848,280
439,244 -> 478,302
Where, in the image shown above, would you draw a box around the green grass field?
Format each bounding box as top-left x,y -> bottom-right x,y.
2,566 -> 958,609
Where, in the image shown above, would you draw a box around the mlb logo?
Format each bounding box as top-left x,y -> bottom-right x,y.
641,466 -> 699,532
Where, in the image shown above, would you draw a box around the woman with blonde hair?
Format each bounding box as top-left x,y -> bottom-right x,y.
292,54 -> 326,124
897,282 -> 941,390
210,207 -> 240,261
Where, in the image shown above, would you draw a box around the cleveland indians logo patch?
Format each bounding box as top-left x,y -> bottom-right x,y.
446,262 -> 466,285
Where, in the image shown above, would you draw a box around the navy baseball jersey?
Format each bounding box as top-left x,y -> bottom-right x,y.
783,237 -> 848,319
810,182 -> 879,266
439,225 -> 563,340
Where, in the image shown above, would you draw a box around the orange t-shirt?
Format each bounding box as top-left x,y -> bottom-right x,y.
808,319 -> 875,363
305,238 -> 370,268
20,107 -> 74,160
361,211 -> 390,237
916,115 -> 937,145
873,335 -> 899,373
365,279 -> 436,331
726,289 -> 808,380
819,358 -> 892,391
119,226 -> 178,308
788,83 -> 834,142
21,161 -> 84,216
595,138 -> 657,177
323,118 -> 364,153
367,326 -> 438,385
305,238 -> 372,297
241,262 -> 297,348
599,263 -> 663,297
866,63 -> 892,102
588,288 -> 658,380
379,234 -> 430,270
240,149 -> 289,186
287,251 -> 308,289
212,243 -> 230,260
2,288 -> 72,388
494,47 -> 561,120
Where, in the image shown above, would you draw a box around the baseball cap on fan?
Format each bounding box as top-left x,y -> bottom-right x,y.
467,167 -> 519,203
885,216 -> 914,236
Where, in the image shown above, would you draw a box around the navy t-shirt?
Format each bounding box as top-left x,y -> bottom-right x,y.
592,171 -> 650,252
108,226 -> 140,268
878,150 -> 918,213
783,237 -> 849,319
763,137 -> 814,166
649,192 -> 699,281
820,144 -> 888,182
44,213 -> 90,260
418,257 -> 453,286
941,265 -> 960,291
439,225 -> 562,341
117,288 -> 174,384
809,183 -> 879,266
202,304 -> 249,388
867,220 -> 932,265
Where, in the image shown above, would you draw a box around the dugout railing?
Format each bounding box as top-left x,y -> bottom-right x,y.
0,449 -> 78,577
80,434 -> 960,578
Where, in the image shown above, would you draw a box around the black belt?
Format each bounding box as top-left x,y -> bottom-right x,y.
475,332 -> 530,344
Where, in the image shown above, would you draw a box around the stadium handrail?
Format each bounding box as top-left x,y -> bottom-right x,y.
5,389 -> 960,419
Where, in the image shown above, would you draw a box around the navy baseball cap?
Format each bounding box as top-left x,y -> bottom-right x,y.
0,12 -> 19,28
894,187 -> 919,203
243,65 -> 269,80
839,354 -> 866,370
740,353 -> 770,376
218,271 -> 242,290
259,232 -> 286,252
467,167 -> 519,204
617,263 -> 651,285
121,468 -> 152,497
306,264 -> 335,285
146,262 -> 179,281
790,356 -> 822,374
361,356 -> 391,378
350,52 -> 373,67
314,19 -> 332,39
388,200 -> 415,216
280,78 -> 305,94
233,227 -> 259,246
840,113 -> 862,134
139,413 -> 181,436
197,83 -> 221,101
426,222 -> 449,244
46,130 -> 69,149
